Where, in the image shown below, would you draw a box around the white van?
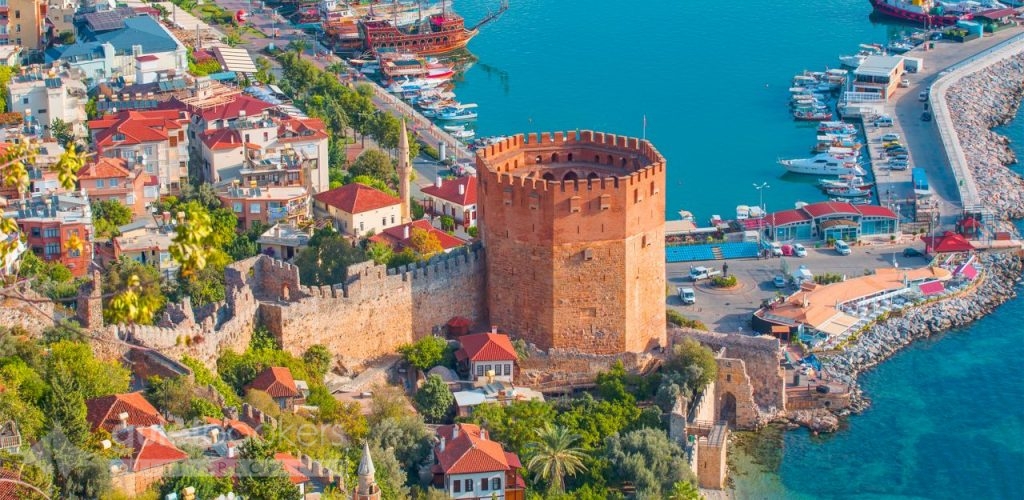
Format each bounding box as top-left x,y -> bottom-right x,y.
881,133 -> 901,142
678,287 -> 696,305
834,240 -> 852,256
918,91 -> 929,102
874,116 -> 894,128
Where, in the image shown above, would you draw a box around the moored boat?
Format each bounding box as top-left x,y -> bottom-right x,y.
437,103 -> 478,121
867,0 -> 979,26
826,185 -> 872,198
794,110 -> 835,121
779,153 -> 866,176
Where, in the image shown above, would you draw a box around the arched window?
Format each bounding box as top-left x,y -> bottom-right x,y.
621,157 -> 627,168
567,152 -> 574,161
542,172 -> 555,181
607,154 -> 614,165
551,153 -> 559,163
587,172 -> 599,180
535,155 -> 542,164
563,171 -> 578,181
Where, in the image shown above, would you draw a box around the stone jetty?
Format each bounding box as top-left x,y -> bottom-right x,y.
946,52 -> 1024,222
819,252 -> 1023,411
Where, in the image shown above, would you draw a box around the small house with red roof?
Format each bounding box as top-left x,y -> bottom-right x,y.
420,176 -> 478,229
369,219 -> 466,254
456,328 -> 518,383
921,231 -> 975,254
77,157 -> 154,217
88,109 -> 190,195
766,201 -> 898,243
109,426 -> 188,496
432,423 -> 525,499
85,392 -> 166,433
314,183 -> 402,237
246,366 -> 304,410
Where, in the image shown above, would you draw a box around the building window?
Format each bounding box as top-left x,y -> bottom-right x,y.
30,227 -> 40,237
250,203 -> 261,214
453,480 -> 460,493
14,10 -> 19,18
144,146 -> 153,156
68,249 -> 80,257
113,133 -> 125,142
492,478 -> 501,490
391,215 -> 395,224
504,364 -> 511,376
382,217 -> 386,226
44,243 -> 59,255
67,229 -> 78,238
359,221 -> 364,231
233,202 -> 242,213
476,364 -> 484,376
43,228 -> 58,238
143,186 -> 158,199
95,179 -> 104,188
465,479 -> 473,492
109,179 -> 118,187
481,478 -> 489,491
21,97 -> 27,105
36,109 -> 45,114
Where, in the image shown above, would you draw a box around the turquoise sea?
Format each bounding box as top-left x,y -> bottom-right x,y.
449,0 -> 1024,497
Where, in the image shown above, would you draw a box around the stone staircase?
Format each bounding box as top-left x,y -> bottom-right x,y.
711,247 -> 724,260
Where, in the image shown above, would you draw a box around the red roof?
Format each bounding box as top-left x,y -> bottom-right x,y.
204,417 -> 259,439
770,209 -> 812,226
90,109 -> 187,149
918,280 -> 945,296
921,231 -> 975,253
79,157 -> 131,180
369,219 -> 466,252
136,54 -> 159,62
456,332 -> 518,362
85,392 -> 166,432
166,94 -> 274,123
435,423 -> 516,475
854,205 -> 897,218
274,452 -> 310,484
421,176 -> 477,206
276,118 -> 329,143
247,367 -> 300,398
960,263 -> 978,280
314,183 -> 400,214
120,426 -> 188,472
200,128 -> 243,151
801,201 -> 860,218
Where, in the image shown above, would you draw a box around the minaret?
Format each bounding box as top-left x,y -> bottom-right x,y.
398,118 -> 412,223
354,442 -> 381,500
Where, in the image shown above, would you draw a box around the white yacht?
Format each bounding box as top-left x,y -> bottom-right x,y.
779,153 -> 866,176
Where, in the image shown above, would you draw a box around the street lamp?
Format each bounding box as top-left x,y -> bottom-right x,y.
754,182 -> 770,242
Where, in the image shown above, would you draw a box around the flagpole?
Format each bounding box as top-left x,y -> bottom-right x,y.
642,114 -> 647,141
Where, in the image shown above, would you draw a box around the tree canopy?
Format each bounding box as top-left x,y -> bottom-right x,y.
397,336 -> 447,371
294,229 -> 367,285
413,374 -> 453,423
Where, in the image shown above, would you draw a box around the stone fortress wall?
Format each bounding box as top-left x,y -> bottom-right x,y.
477,130 -> 668,354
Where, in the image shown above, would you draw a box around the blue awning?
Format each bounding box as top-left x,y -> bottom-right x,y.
208,71 -> 237,82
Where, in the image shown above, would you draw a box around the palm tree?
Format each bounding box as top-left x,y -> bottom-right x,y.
525,424 -> 587,495
668,480 -> 702,500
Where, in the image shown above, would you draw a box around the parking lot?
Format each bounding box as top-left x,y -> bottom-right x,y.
666,240 -> 932,334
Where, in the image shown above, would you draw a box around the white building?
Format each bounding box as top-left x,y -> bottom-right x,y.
313,183 -> 402,237
7,66 -> 89,138
432,423 -> 524,499
455,330 -> 519,383
420,175 -> 478,229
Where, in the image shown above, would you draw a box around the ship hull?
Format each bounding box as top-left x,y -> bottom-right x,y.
868,0 -> 965,26
360,14 -> 478,55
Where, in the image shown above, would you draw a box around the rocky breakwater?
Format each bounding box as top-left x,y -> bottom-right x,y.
820,252 -> 1023,411
946,52 -> 1024,221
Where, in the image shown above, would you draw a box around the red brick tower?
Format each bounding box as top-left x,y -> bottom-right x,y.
477,131 -> 667,354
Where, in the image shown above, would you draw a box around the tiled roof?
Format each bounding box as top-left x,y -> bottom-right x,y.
369,220 -> 465,252
801,201 -> 859,218
90,109 -> 186,148
85,392 -> 165,432
247,367 -> 300,398
421,176 -> 477,206
770,209 -> 812,226
204,417 -> 259,439
200,128 -> 243,151
121,426 -> 188,472
314,183 -> 400,214
274,452 -> 310,484
854,205 -> 897,218
276,118 -> 328,143
166,93 -> 273,123
456,332 -> 518,362
79,157 -> 131,179
435,423 -> 515,475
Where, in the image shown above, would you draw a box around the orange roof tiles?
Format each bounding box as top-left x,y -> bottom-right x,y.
274,452 -> 310,484
204,417 -> 259,439
200,128 -> 243,150
314,183 -> 400,214
90,109 -> 187,148
456,332 -> 518,362
165,94 -> 273,123
85,392 -> 166,432
276,118 -> 328,143
78,157 -> 131,180
247,367 -> 300,398
420,176 -> 477,206
369,219 -> 465,252
435,423 -> 517,475
120,426 -> 188,472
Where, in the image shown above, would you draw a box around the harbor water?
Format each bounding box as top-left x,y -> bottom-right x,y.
449,0 -> 1024,497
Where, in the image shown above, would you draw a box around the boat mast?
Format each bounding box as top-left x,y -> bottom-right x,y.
393,0 -> 398,26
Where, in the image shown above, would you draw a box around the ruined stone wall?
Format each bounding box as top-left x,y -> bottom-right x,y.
0,282 -> 56,336
516,345 -> 660,388
259,246 -> 486,369
713,356 -> 760,430
673,329 -> 786,417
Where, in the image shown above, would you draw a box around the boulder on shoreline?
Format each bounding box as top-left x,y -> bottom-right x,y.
790,409 -> 839,433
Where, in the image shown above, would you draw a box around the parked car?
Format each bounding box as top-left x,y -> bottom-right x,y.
793,243 -> 807,257
678,287 -> 696,304
889,161 -> 910,170
773,275 -> 788,288
874,116 -> 894,127
903,247 -> 924,257
834,240 -> 852,256
922,111 -> 933,122
919,91 -> 929,102
770,242 -> 783,256
899,78 -> 910,88
689,266 -> 722,282
881,133 -> 901,142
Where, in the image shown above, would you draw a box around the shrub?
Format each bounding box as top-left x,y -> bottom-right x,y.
710,275 -> 737,288
466,226 -> 478,238
666,310 -> 708,331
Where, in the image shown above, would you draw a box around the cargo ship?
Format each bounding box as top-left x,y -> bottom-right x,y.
359,0 -> 508,55
868,0 -> 1003,26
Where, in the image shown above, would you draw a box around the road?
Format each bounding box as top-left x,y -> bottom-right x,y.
666,241 -> 930,334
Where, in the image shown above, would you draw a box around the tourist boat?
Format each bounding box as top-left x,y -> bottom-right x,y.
826,185 -> 872,198
819,175 -> 874,190
779,153 -> 866,176
867,0 -> 981,26
437,103 -> 478,121
813,136 -> 862,153
451,129 -> 475,140
359,0 -> 508,55
817,121 -> 858,134
794,110 -> 835,121
443,124 -> 466,132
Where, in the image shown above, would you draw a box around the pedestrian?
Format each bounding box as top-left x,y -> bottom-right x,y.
723,262 -> 729,277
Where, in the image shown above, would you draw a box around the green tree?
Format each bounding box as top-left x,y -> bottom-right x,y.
254,56 -> 275,84
102,257 -> 166,325
188,398 -> 222,420
146,375 -> 195,419
49,118 -> 74,148
42,364 -> 90,446
366,240 -> 394,265
440,215 -> 455,231
92,199 -> 133,238
46,341 -> 130,399
158,461 -> 234,500
303,344 -> 332,378
39,429 -> 111,499
0,66 -> 14,113
668,480 -> 702,500
604,428 -> 694,496
397,336 -> 447,371
663,338 -> 718,397
526,424 -> 588,495
370,416 -> 432,483
293,230 -> 367,286
288,39 -> 308,55
236,459 -> 301,500
413,374 -> 453,423
468,400 -> 558,452
350,174 -> 397,197
347,149 -> 394,182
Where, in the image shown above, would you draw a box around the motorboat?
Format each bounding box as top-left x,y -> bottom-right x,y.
819,175 -> 874,190
794,110 -> 835,121
437,103 -> 478,121
443,124 -> 466,132
832,196 -> 872,205
826,185 -> 872,198
780,153 -> 866,176
817,121 -> 857,134
451,129 -> 476,140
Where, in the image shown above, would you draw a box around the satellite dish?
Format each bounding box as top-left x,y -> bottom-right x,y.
235,10 -> 248,24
